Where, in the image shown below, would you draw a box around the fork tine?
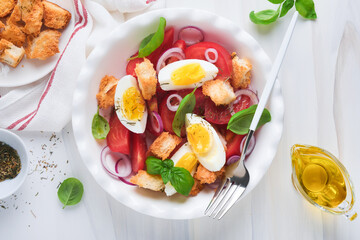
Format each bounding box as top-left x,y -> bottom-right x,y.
216,185 -> 247,220
211,183 -> 239,219
204,177 -> 228,214
205,178 -> 232,216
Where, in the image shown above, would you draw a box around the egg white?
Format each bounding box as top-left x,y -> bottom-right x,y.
158,59 -> 218,91
185,113 -> 226,172
114,75 -> 147,134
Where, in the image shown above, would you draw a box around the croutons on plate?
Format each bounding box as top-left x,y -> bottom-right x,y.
130,170 -> 165,192
134,58 -> 157,100
231,52 -> 252,89
0,0 -> 16,18
96,75 -> 119,109
18,0 -> 44,36
0,23 -> 26,47
25,29 -> 61,60
202,79 -> 236,105
194,164 -> 225,184
0,39 -> 25,68
43,0 -> 71,29
149,132 -> 182,160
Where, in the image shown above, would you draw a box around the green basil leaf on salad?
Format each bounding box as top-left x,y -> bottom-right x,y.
169,167 -> 194,196
227,104 -> 271,135
295,0 -> 317,19
280,0 -> 295,17
146,156 -> 164,175
160,168 -> 172,184
130,17 -> 166,59
249,6 -> 280,25
92,108 -> 110,139
57,178 -> 84,209
162,159 -> 174,169
172,88 -> 197,137
268,0 -> 285,3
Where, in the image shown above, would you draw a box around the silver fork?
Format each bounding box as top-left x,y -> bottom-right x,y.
204,11 -> 299,220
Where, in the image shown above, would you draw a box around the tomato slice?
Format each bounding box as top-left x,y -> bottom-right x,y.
177,88 -> 206,116
173,39 -> 186,52
204,95 -> 251,125
185,41 -> 232,80
159,92 -> 178,134
131,133 -> 147,173
226,133 -> 245,160
107,113 -> 131,154
126,58 -> 143,77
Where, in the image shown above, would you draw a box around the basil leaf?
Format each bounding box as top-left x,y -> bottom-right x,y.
268,0 -> 285,3
162,159 -> 174,169
172,88 -> 197,137
57,178 -> 84,209
146,157 -> 164,175
91,109 -> 110,139
169,167 -> 194,196
295,0 -> 317,19
131,17 -> 166,59
280,0 -> 294,17
249,6 -> 280,25
160,168 -> 172,184
227,104 -> 271,135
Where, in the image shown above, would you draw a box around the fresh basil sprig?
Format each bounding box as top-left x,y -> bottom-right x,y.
146,157 -> 194,196
92,108 -> 110,139
172,88 -> 197,137
130,17 -> 166,59
227,104 -> 271,135
57,178 -> 84,209
249,0 -> 317,25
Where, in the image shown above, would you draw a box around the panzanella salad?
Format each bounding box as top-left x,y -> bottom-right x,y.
92,17 -> 271,197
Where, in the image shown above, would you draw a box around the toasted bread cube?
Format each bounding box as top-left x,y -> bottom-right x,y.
202,79 -> 236,105
149,132 -> 182,160
43,1 -> 71,29
6,4 -> 21,24
231,52 -> 252,89
0,0 -> 16,18
134,58 -> 157,100
189,179 -> 204,196
130,170 -> 165,192
0,21 -> 4,30
194,164 -> 225,184
96,75 -> 119,109
18,0 -> 43,36
25,29 -> 61,60
0,39 -> 25,68
0,24 -> 26,47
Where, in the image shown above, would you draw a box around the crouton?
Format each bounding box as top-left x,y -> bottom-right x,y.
134,58 -> 157,100
6,4 -> 21,25
25,29 -> 61,60
202,79 -> 236,105
0,39 -> 25,67
96,75 -> 119,109
18,0 -> 43,36
0,24 -> 26,47
43,1 -> 71,29
231,52 -> 252,89
194,164 -> 225,184
130,170 -> 165,192
189,179 -> 204,196
149,132 -> 182,160
0,21 -> 5,30
0,0 -> 16,18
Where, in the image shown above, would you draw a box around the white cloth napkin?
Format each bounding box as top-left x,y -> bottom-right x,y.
0,0 -> 164,132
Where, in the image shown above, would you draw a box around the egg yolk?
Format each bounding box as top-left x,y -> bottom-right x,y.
187,123 -> 212,154
176,152 -> 198,172
171,63 -> 206,85
121,87 -> 145,121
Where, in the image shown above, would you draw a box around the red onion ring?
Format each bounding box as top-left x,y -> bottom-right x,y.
226,155 -> 241,166
204,48 -> 218,63
114,161 -> 136,186
166,94 -> 182,112
233,89 -> 259,105
156,47 -> 185,73
207,178 -> 221,189
101,146 -> 132,178
240,136 -> 256,157
150,111 -> 164,134
178,26 -> 204,46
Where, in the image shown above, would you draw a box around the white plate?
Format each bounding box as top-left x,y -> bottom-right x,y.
72,8 -> 284,219
0,0 -> 75,87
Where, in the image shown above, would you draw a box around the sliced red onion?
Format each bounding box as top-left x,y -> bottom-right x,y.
156,47 -> 185,73
150,111 -> 164,134
204,48 -> 218,63
207,178 -> 221,189
226,155 -> 241,166
240,136 -> 256,157
166,94 -> 182,112
101,146 -> 132,178
178,26 -> 204,46
233,89 -> 259,105
114,162 -> 136,186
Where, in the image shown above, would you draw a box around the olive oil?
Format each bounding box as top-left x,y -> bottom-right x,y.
291,145 -> 357,220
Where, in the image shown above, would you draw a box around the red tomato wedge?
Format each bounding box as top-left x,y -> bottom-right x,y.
107,114 -> 131,155
126,27 -> 175,77
131,133 -> 147,173
173,39 -> 186,52
226,133 -> 245,159
185,41 -> 232,80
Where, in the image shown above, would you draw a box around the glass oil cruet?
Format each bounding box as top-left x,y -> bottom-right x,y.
291,144 -> 357,221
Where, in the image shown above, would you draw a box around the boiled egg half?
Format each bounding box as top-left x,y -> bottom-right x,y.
165,142 -> 198,196
114,75 -> 147,133
158,59 -> 218,90
185,114 -> 226,172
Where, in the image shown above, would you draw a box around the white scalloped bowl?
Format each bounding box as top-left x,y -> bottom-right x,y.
72,8 -> 284,219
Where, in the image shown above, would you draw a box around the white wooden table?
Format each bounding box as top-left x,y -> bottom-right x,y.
1,0 -> 360,239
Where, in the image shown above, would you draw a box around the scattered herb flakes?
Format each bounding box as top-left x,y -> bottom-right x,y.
0,141 -> 22,182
